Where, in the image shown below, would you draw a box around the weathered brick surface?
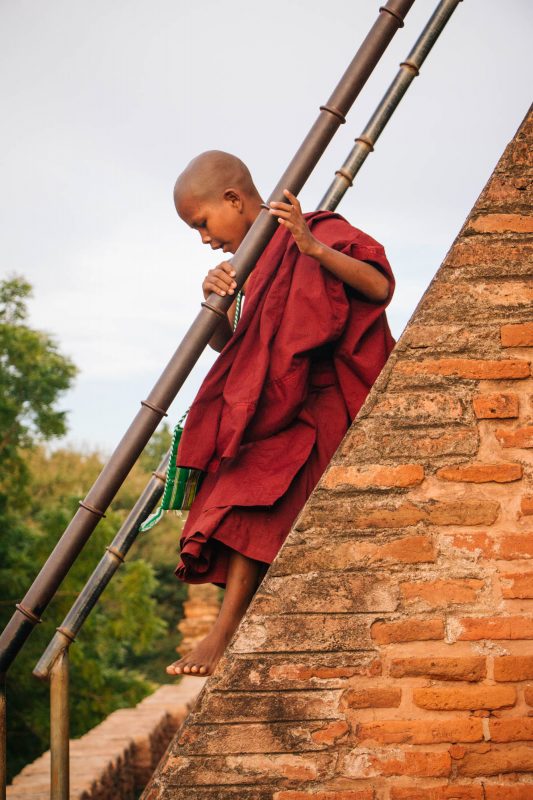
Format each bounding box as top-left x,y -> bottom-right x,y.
142,111 -> 533,800
495,425 -> 533,448
400,579 -> 484,606
413,685 -> 517,711
501,322 -> 533,347
357,718 -> 483,744
494,656 -> 533,681
472,392 -> 520,418
436,462 -> 522,483
389,656 -> 486,681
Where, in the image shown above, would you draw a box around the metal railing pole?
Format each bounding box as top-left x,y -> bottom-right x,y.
50,650 -> 69,800
319,0 -> 461,210
0,678 -> 5,800
0,0 -> 414,678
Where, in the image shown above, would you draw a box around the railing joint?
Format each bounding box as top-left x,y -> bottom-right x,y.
334,168 -> 354,187
355,135 -> 375,152
400,58 -> 420,76
140,400 -> 168,417
319,105 -> 346,124
56,626 -> 76,644
78,500 -> 106,519
105,546 -> 125,564
201,300 -> 228,321
379,5 -> 405,27
15,603 -> 42,626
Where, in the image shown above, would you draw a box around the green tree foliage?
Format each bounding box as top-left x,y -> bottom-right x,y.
0,278 -> 186,780
0,277 -> 77,487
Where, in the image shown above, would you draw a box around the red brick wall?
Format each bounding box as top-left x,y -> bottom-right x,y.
143,107 -> 533,799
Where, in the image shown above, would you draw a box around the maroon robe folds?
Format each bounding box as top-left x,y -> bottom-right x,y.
175,211 -> 395,586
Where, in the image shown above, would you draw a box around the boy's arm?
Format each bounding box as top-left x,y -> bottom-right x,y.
270,190 -> 390,303
202,262 -> 238,352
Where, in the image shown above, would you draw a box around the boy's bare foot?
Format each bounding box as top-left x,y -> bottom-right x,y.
166,550 -> 267,678
166,627 -> 229,677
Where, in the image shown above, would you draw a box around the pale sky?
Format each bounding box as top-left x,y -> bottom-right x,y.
1,0 -> 531,452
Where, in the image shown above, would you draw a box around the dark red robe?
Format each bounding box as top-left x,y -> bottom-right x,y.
175,211 -> 395,586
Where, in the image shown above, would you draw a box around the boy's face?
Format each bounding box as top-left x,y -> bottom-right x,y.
176,192 -> 249,255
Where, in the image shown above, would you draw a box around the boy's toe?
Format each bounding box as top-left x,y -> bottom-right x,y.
199,666 -> 208,675
190,665 -> 199,673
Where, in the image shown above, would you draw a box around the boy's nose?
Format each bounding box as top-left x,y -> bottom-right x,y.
200,231 -> 211,245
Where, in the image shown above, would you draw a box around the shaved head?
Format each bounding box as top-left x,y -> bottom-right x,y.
174,150 -> 259,207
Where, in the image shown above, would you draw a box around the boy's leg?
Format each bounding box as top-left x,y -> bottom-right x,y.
166,549 -> 265,676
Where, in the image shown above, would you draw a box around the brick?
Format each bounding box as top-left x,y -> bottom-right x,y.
372,392 -> 464,423
501,322 -> 533,347
310,720 -> 350,745
496,427 -> 533,448
456,616 -> 533,640
391,788 -> 483,800
357,718 -> 483,745
401,579 -> 484,606
371,618 -> 444,644
198,690 -> 340,723
446,239 -> 533,269
323,464 -> 424,490
520,496 -> 533,516
436,463 -> 522,483
490,717 -> 533,742
448,530 -> 533,562
273,535 -> 436,576
482,172 -> 532,206
390,656 -> 486,682
234,613 -> 372,653
396,358 -> 530,380
458,745 -> 533,776
449,533 -> 495,557
500,572 -> 533,599
369,750 -> 451,778
525,685 -> 533,706
254,572 -> 398,615
413,685 -> 516,711
368,535 -> 436,563
468,213 -> 533,233
275,793 -> 373,800
181,719 -> 346,755
499,534 -> 533,559
485,787 -> 533,800
159,753 -> 333,785
340,687 -> 401,709
473,392 -> 519,419
351,499 -> 499,529
494,656 -> 533,681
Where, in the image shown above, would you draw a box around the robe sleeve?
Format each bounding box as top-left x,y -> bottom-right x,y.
330,230 -> 396,419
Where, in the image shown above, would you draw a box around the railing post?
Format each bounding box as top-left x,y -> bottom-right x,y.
0,676 -> 6,800
50,650 -> 69,800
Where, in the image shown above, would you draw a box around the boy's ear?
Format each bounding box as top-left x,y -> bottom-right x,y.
223,188 -> 243,211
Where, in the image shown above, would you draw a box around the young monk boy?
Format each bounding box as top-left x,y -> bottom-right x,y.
166,150 -> 395,677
